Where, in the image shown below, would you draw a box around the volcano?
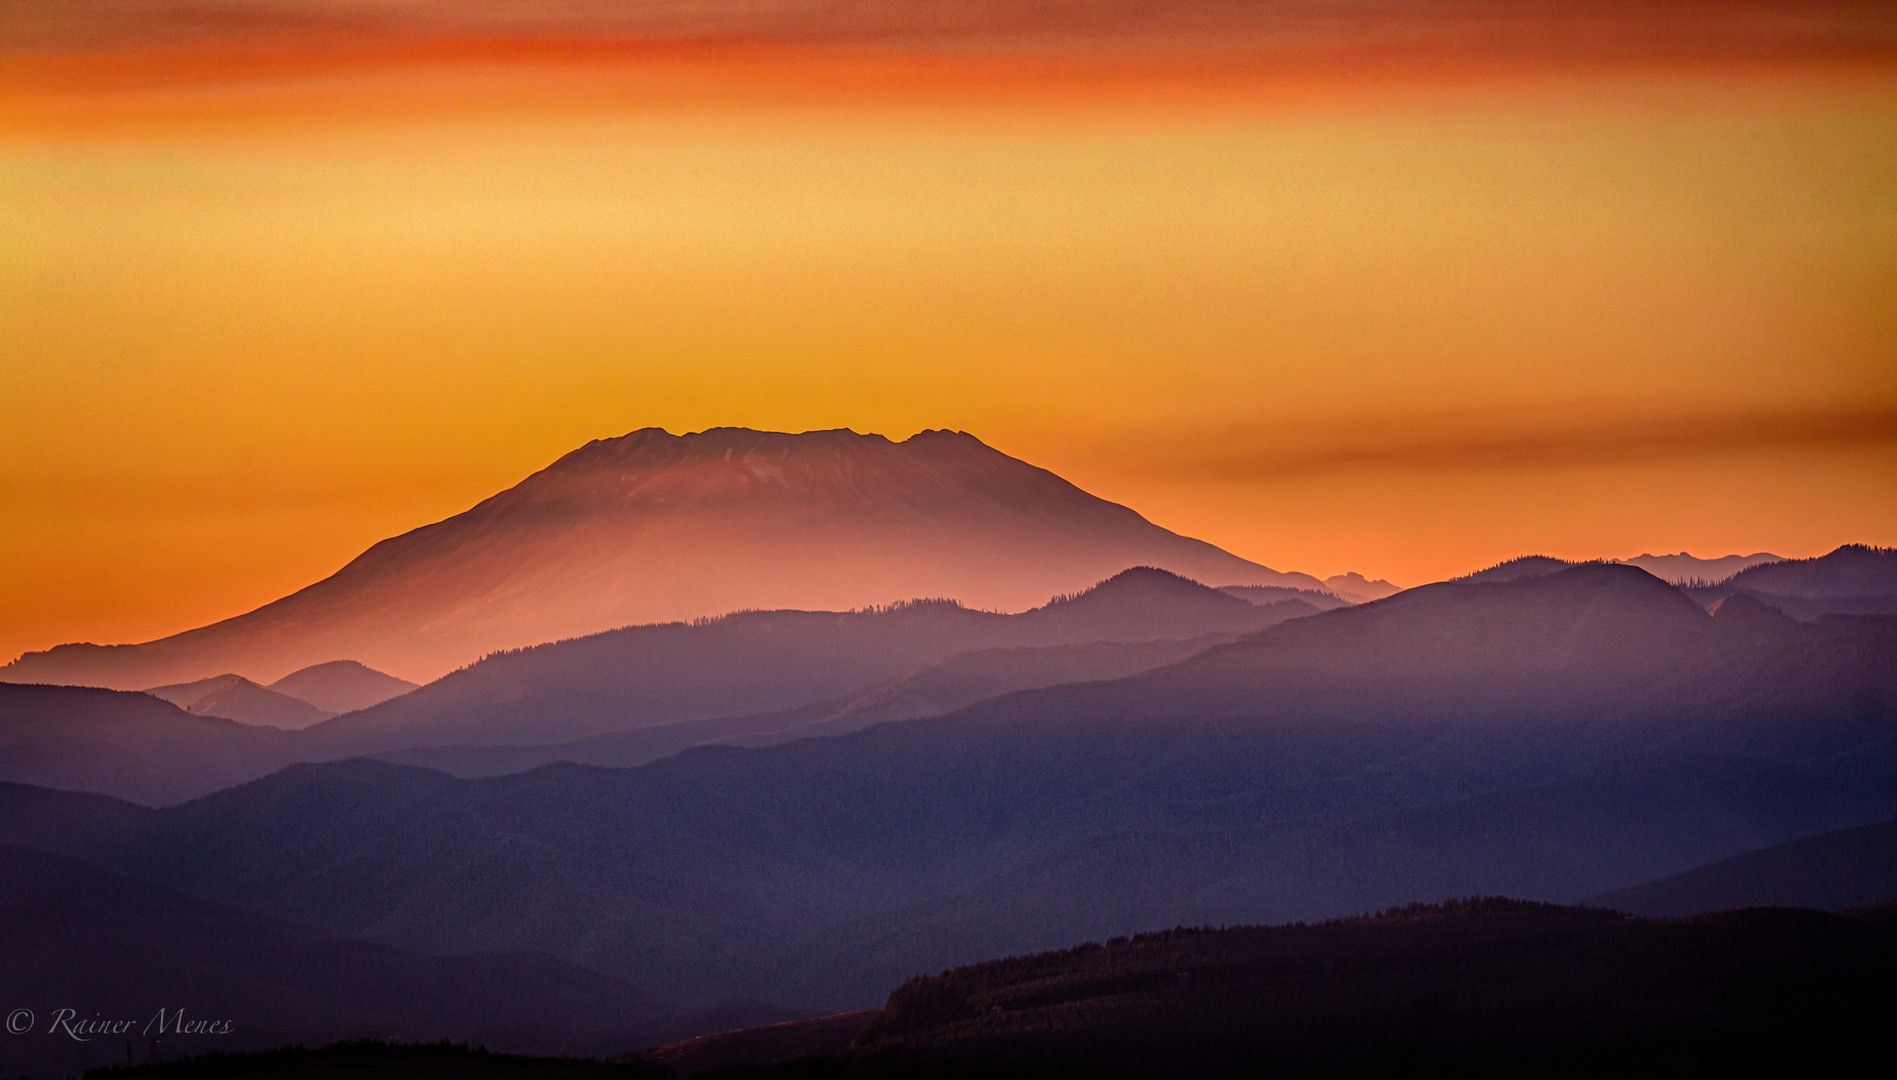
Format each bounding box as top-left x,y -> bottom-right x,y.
3,428 -> 1312,687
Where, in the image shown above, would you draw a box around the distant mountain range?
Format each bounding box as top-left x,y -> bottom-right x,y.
143,661 -> 418,730
4,565 -> 1891,1017
0,429 -> 1371,688
1618,550 -> 1784,583
144,673 -> 335,729
1459,544 -> 1897,620
303,567 -> 1310,756
0,568 -> 1317,803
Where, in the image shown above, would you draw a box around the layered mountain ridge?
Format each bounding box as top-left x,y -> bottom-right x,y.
6,564 -> 1892,1011
0,567 -> 1314,803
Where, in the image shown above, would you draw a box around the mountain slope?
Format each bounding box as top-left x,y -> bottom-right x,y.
1454,555 -> 1579,583
267,660 -> 418,713
1722,543 -> 1897,599
2,428 -> 1309,688
1589,819 -> 1897,917
1682,544 -> 1897,619
0,845 -> 663,1079
0,685 -> 295,806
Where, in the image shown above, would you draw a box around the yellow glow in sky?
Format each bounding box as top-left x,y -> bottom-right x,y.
3,67 -> 1895,660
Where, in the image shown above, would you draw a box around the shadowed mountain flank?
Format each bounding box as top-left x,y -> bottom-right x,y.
0,685 -> 294,806
0,845 -> 663,1080
1590,819 -> 1897,917
1,429 -> 1310,689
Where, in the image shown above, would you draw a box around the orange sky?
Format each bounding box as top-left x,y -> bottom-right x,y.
3,2 -> 1895,662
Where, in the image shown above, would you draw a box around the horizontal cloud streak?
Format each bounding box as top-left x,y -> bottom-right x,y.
7,2 -> 1891,138
10,1 -> 1897,57
6,2 -> 1894,88
1110,406 -> 1897,481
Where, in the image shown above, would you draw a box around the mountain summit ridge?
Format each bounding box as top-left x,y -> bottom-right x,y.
2,428 -> 1318,688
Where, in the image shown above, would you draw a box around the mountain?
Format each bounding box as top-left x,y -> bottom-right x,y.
1454,555 -> 1579,583
5,566 -> 1892,1012
0,428 -> 1318,688
267,660 -> 419,714
1456,547 -> 1897,618
299,567 -> 1300,755
1685,544 -> 1897,620
143,674 -> 335,729
1621,550 -> 1782,583
1320,571 -> 1401,602
1590,820 -> 1897,917
0,845 -> 664,1080
0,684 -> 294,806
1722,543 -> 1897,599
1463,551 -> 1789,588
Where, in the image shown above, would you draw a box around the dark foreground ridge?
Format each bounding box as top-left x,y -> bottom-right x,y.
79,899 -> 1897,1080
705,898 -> 1897,1079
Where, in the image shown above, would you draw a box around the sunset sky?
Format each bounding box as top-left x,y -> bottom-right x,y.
3,1 -> 1895,663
